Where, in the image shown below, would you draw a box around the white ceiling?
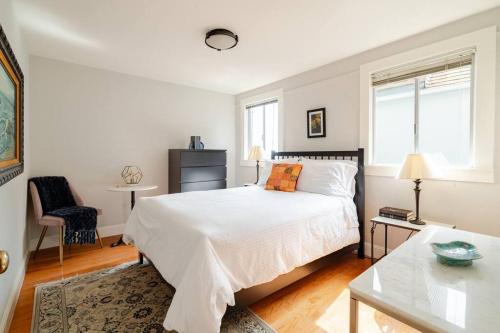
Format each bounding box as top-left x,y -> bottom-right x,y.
14,0 -> 500,94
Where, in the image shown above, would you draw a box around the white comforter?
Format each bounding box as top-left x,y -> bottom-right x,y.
123,186 -> 359,333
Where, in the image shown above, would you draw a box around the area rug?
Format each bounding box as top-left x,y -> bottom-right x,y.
31,263 -> 275,333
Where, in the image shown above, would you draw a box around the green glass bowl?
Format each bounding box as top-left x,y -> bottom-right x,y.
431,241 -> 482,266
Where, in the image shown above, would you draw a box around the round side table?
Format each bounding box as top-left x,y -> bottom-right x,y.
107,184 -> 158,247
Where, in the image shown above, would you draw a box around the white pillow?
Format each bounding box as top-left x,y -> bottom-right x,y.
257,158 -> 301,186
296,158 -> 358,198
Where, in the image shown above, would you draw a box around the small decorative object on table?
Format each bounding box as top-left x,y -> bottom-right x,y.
431,241 -> 482,266
307,108 -> 326,138
396,153 -> 441,225
247,145 -> 265,184
121,166 -> 143,185
379,207 -> 415,221
189,136 -> 204,150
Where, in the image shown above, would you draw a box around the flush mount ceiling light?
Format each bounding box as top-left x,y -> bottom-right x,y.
205,29 -> 238,51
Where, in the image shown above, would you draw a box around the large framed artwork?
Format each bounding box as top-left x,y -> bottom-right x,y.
0,24 -> 24,187
307,108 -> 326,138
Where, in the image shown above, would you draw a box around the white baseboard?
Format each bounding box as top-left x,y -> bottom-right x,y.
0,252 -> 29,333
364,242 -> 393,259
29,223 -> 125,251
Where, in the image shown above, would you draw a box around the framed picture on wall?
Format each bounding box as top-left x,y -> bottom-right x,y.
0,24 -> 24,187
307,108 -> 326,138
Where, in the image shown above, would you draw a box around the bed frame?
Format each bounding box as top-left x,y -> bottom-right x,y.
235,148 -> 365,305
140,149 -> 365,306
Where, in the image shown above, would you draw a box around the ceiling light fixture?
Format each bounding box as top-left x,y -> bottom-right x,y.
205,29 -> 238,51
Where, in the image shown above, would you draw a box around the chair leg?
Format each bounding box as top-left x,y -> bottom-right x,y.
33,226 -> 48,258
59,226 -> 64,265
96,229 -> 103,249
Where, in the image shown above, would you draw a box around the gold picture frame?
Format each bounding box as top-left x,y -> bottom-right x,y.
0,23 -> 24,186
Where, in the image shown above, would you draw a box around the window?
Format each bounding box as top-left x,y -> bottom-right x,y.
360,27 -> 496,183
372,50 -> 473,167
244,99 -> 278,160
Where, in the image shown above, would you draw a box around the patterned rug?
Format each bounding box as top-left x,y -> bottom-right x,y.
31,263 -> 275,333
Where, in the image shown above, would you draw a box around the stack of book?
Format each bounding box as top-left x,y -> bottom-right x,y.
379,207 -> 415,221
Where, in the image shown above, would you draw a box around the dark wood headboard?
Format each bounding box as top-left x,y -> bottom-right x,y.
271,149 -> 365,259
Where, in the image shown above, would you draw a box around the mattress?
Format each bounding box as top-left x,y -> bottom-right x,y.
123,186 -> 360,333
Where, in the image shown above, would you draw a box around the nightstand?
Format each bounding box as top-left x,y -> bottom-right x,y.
370,216 -> 455,264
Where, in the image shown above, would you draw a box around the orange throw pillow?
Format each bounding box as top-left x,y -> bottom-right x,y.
265,163 -> 303,192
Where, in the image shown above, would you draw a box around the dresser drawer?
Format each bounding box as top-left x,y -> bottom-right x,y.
180,151 -> 226,167
180,166 -> 226,183
181,180 -> 226,192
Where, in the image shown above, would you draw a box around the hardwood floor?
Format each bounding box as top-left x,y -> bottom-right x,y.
9,238 -> 376,333
250,254 -> 371,332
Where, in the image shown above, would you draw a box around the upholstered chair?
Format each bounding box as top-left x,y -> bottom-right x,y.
29,180 -> 103,265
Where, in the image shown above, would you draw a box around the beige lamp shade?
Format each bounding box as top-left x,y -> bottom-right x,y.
248,145 -> 265,161
396,153 -> 441,180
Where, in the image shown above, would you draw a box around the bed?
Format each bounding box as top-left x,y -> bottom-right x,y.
123,149 -> 365,333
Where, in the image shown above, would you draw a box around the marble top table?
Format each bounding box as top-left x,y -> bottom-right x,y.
107,185 -> 158,208
371,216 -> 455,231
349,225 -> 500,333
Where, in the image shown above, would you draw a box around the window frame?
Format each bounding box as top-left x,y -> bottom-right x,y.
359,26 -> 496,183
240,89 -> 284,166
245,99 -> 277,158
371,64 -> 475,167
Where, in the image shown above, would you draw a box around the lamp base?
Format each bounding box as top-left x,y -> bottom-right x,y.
409,218 -> 426,225
255,160 -> 260,184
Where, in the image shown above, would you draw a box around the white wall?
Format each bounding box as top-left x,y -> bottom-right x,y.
30,56 -> 235,248
236,8 -> 500,252
0,0 -> 30,330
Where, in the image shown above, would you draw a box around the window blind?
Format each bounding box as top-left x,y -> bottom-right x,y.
372,48 -> 475,87
245,99 -> 277,109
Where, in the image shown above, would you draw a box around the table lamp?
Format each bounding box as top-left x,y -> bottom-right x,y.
396,153 -> 440,225
248,146 -> 265,184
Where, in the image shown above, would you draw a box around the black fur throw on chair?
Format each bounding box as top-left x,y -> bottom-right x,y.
30,176 -> 97,245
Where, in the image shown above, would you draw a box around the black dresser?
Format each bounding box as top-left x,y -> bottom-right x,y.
168,149 -> 227,193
